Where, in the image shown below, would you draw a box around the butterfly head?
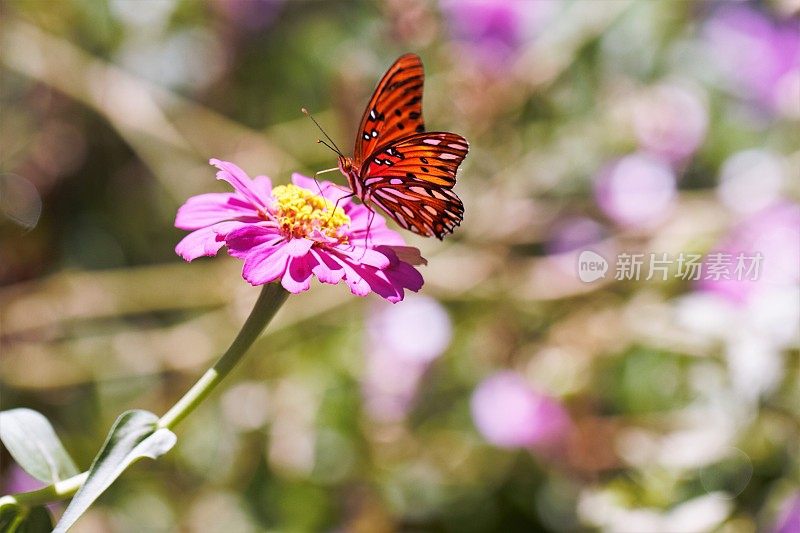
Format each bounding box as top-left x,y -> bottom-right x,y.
337,155 -> 353,173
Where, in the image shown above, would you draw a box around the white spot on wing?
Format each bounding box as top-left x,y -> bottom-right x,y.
440,153 -> 458,160
423,138 -> 441,145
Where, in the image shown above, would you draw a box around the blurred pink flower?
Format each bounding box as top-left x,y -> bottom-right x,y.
471,371 -> 570,449
212,0 -> 285,31
594,153 -> 677,229
546,216 -> 608,256
1,464 -> 44,494
441,0 -> 558,70
175,159 -> 424,302
362,295 -> 452,422
632,83 -> 708,163
698,202 -> 800,305
368,294 -> 453,363
774,492 -> 800,533
704,5 -> 800,116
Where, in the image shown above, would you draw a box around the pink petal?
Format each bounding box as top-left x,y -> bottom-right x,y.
355,267 -> 405,302
282,237 -> 314,258
346,207 -> 406,246
328,254 -> 372,297
240,242 -> 291,286
175,225 -> 226,261
376,245 -> 425,292
338,247 -> 392,269
309,249 -> 346,284
281,255 -> 316,293
252,175 -> 273,199
226,224 -> 284,259
175,220 -> 253,261
175,193 -> 257,230
385,261 -> 425,293
210,159 -> 267,210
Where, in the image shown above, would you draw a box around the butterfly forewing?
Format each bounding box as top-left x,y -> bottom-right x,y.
359,132 -> 468,239
353,54 -> 426,164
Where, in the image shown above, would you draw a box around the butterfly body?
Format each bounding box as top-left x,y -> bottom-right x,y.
336,54 -> 468,240
337,156 -> 364,199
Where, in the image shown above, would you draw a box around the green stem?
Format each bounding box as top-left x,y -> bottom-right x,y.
158,282 -> 288,429
0,473 -> 87,509
0,283 -> 289,510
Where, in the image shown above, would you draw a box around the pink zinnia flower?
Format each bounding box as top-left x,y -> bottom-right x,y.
175,159 -> 425,303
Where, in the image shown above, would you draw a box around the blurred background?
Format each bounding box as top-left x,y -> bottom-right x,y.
1,0 -> 799,531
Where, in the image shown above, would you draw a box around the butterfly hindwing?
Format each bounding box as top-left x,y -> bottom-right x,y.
353,54 -> 426,164
359,132 -> 468,239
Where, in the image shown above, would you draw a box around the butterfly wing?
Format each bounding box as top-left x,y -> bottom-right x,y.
359,132 -> 468,239
353,53 -> 426,164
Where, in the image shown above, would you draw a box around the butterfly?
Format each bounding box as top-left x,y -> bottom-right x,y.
313,54 -> 468,240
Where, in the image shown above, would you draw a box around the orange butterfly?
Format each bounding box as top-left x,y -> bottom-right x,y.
311,54 -> 468,240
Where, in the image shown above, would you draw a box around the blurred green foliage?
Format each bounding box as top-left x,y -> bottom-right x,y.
1,0 -> 799,531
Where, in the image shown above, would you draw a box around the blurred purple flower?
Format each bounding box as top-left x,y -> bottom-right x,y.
774,492 -> 800,533
704,5 -> 800,116
175,159 -> 424,302
1,464 -> 44,494
698,202 -> 800,305
440,0 -> 558,70
546,216 -> 608,256
544,216 -> 612,279
212,0 -> 285,32
632,83 -> 708,163
471,371 -> 570,449
594,153 -> 677,229
362,295 -> 452,422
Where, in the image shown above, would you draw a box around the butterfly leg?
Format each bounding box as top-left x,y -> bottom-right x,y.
365,208 -> 375,244
325,192 -> 355,225
356,207 -> 377,260
312,176 -> 325,198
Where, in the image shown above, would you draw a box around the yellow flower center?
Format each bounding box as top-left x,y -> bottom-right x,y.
271,184 -> 350,239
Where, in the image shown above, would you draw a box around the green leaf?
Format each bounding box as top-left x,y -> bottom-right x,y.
53,410 -> 176,533
12,506 -> 53,533
0,408 -> 80,483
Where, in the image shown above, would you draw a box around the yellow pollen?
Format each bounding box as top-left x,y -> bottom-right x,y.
271,184 -> 350,239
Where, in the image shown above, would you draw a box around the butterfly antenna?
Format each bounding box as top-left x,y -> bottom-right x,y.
316,139 -> 341,156
302,108 -> 344,156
